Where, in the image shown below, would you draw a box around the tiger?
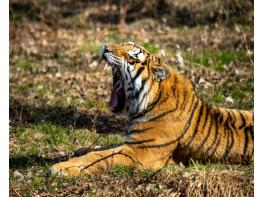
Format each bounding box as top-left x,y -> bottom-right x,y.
49,42 -> 254,176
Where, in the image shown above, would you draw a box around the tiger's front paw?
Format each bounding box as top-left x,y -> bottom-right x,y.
48,162 -> 85,177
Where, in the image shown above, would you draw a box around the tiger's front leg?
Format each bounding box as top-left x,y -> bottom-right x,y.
48,145 -> 139,176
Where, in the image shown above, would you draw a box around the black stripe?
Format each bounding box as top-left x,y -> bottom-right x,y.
128,82 -> 158,123
139,139 -> 177,149
129,62 -> 136,72
245,126 -> 253,139
141,59 -> 147,66
133,94 -> 193,124
209,136 -> 220,159
139,97 -> 199,149
126,62 -> 129,75
243,128 -> 249,158
171,97 -> 199,142
245,126 -> 254,160
124,139 -> 154,145
157,57 -> 161,65
145,108 -> 178,122
127,86 -> 133,92
231,110 -> 237,122
226,110 -> 232,124
238,111 -> 246,130
181,91 -> 188,111
218,110 -> 224,125
131,90 -> 171,123
126,66 -> 133,87
133,104 -> 178,124
208,114 -> 221,160
195,113 -> 212,153
196,120 -> 213,152
184,103 -> 204,147
226,110 -> 236,132
228,110 -> 234,123
132,66 -> 144,83
221,125 -> 229,161
250,127 -> 254,140
172,88 -> 179,110
228,110 -> 236,129
174,91 -> 190,120
128,127 -> 152,135
206,113 -> 219,154
137,78 -> 154,109
129,76 -> 149,99
140,85 -> 161,114
135,78 -> 147,98
137,91 -> 148,109
250,148 -> 254,160
223,120 -> 235,159
174,92 -> 191,121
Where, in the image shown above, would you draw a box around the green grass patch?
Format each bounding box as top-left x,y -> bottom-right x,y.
32,123 -> 70,146
78,42 -> 101,55
64,15 -> 83,27
10,82 -> 33,94
97,102 -> 109,110
111,165 -> 135,176
69,98 -> 85,108
142,42 -> 159,54
10,122 -> 123,157
185,50 -> 251,71
197,76 -> 253,109
165,162 -> 253,175
225,78 -> 253,100
96,134 -> 123,147
106,29 -> 125,43
199,86 -> 225,105
11,57 -> 35,72
18,60 -> 34,71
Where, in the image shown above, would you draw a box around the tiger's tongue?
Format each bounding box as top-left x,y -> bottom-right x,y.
109,79 -> 125,112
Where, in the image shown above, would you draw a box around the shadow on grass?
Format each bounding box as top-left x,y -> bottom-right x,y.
10,148 -> 90,170
9,146 -> 123,170
9,97 -> 127,134
10,155 -> 50,169
9,155 -> 69,170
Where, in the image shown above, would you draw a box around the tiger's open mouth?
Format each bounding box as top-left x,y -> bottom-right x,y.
102,52 -> 125,113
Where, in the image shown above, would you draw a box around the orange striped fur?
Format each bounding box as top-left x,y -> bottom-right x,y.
49,42 -> 253,176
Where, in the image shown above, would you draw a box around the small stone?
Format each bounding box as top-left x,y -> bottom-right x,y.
55,72 -> 61,78
33,132 -> 45,139
94,145 -> 102,149
225,96 -> 234,104
146,184 -> 155,192
198,78 -> 213,89
26,171 -> 33,178
160,49 -> 166,56
90,61 -> 98,68
13,170 -> 24,181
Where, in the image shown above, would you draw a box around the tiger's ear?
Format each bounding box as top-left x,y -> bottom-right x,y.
152,66 -> 169,81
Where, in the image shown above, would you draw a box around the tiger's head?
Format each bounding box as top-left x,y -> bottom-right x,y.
102,42 -> 171,115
